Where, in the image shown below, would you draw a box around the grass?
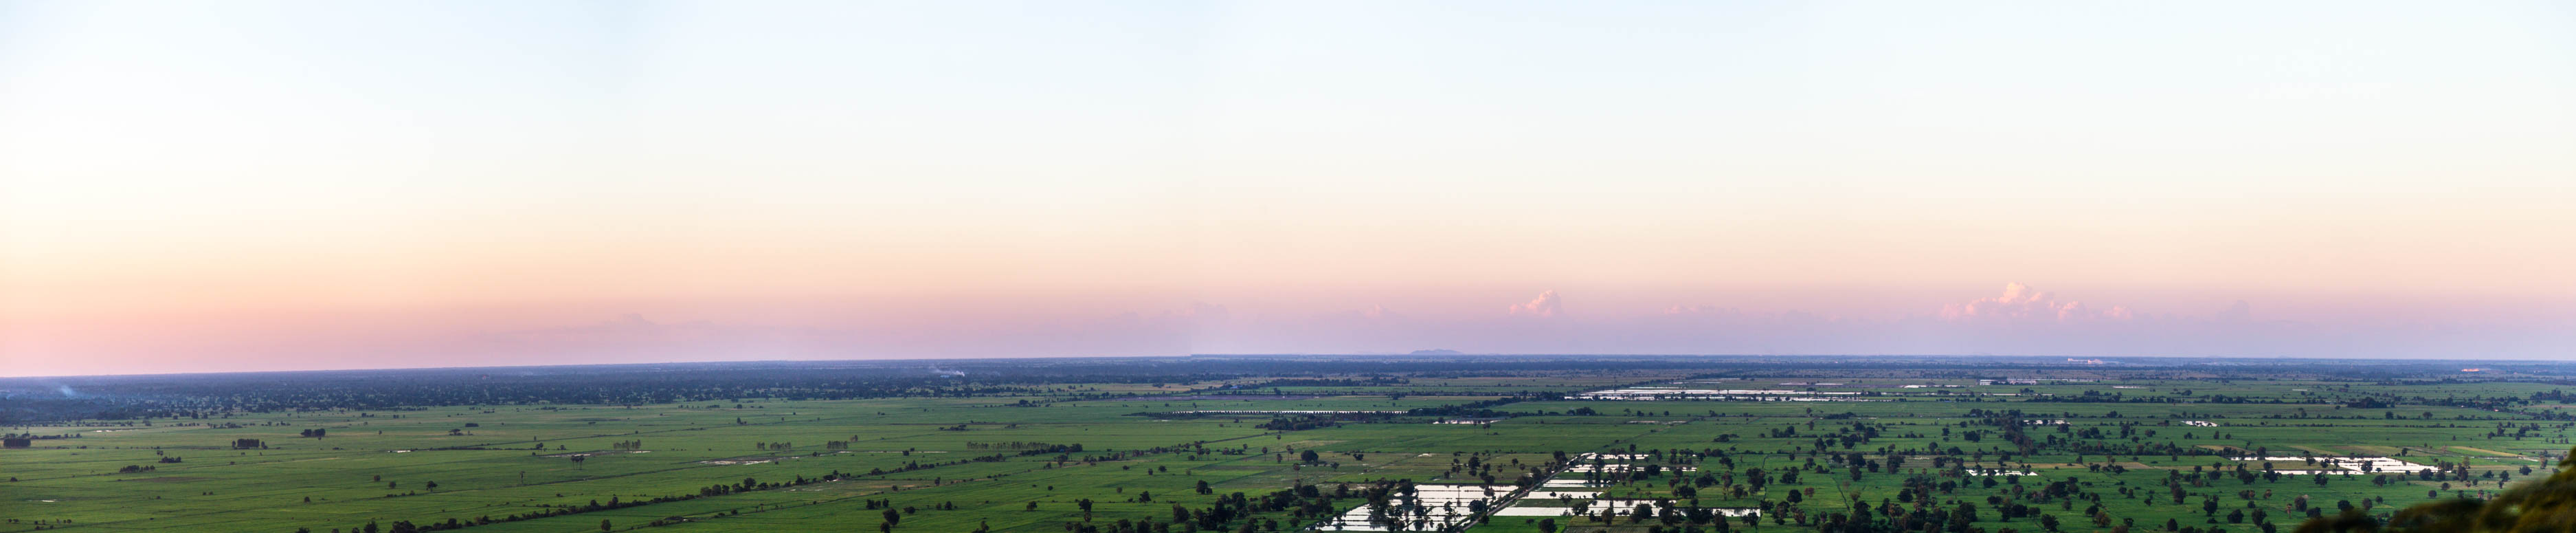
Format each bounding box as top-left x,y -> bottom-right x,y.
4,377 -> 2566,532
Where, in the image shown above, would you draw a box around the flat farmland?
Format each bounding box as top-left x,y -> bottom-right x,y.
6,357 -> 2571,532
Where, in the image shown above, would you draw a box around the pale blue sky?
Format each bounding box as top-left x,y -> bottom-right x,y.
3,1 -> 2572,373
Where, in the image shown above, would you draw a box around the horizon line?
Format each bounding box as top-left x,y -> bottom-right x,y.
3,352 -> 2551,380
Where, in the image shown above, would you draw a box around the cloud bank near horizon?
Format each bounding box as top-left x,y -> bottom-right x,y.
1181,284 -> 2570,360
11,283 -> 2562,376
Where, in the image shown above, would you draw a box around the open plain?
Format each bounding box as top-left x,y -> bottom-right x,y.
5,356 -> 2571,533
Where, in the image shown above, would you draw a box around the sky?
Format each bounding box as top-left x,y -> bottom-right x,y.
3,1 -> 2573,376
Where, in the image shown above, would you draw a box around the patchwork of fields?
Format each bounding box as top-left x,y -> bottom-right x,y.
5,364 -> 2571,533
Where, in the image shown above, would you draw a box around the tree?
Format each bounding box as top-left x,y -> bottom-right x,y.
883,508 -> 901,526
1538,518 -> 1557,533
598,519 -> 611,532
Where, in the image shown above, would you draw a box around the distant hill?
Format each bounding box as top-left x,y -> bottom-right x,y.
1408,349 -> 1464,356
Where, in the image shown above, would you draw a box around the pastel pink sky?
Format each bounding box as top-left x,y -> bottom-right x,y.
4,1 -> 2573,376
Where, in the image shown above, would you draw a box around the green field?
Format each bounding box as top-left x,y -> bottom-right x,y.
6,367 -> 2569,533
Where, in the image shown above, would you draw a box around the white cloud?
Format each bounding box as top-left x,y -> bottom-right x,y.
1508,290 -> 1564,317
1940,283 -> 2133,323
